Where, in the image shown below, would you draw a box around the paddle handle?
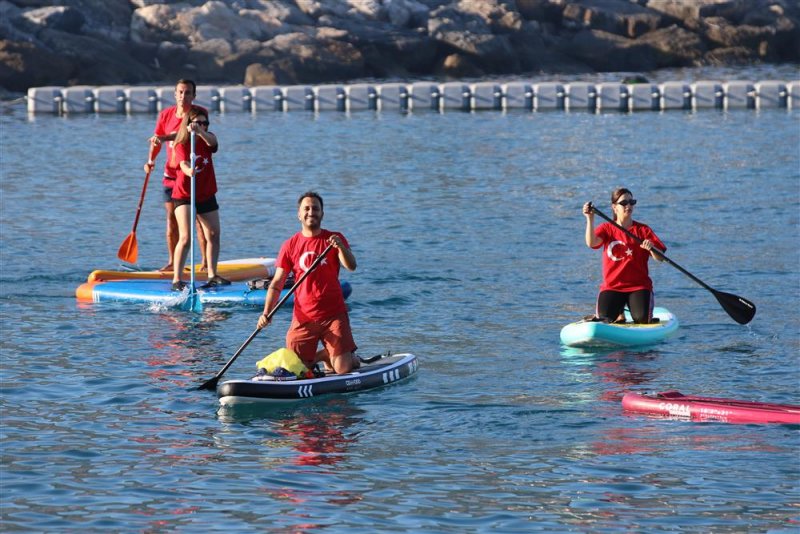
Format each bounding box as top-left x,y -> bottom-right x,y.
590,205 -> 714,293
130,169 -> 151,232
197,243 -> 335,390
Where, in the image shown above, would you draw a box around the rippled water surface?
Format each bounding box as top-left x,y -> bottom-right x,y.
2,75 -> 799,531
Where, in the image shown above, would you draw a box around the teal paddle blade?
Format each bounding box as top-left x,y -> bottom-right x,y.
190,295 -> 203,313
178,286 -> 203,313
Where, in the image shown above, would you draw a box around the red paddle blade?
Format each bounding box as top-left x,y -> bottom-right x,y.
117,232 -> 138,263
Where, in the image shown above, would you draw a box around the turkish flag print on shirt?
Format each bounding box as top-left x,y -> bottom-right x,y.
171,139 -> 217,202
277,230 -> 349,323
593,221 -> 665,292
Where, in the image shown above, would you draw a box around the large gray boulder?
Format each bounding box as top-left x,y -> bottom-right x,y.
0,39 -> 73,91
561,0 -> 666,38
428,3 -> 518,73
565,23 -> 706,71
243,31 -> 365,85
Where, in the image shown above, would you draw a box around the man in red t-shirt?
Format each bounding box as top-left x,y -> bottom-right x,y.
143,79 -> 208,271
257,192 -> 358,374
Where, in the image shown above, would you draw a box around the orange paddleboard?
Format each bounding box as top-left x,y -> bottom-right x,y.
87,257 -> 276,282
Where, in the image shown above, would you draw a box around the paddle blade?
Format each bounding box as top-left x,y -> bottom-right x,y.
197,376 -> 219,391
189,290 -> 203,313
713,289 -> 756,325
178,287 -> 204,313
191,295 -> 203,313
117,232 -> 138,263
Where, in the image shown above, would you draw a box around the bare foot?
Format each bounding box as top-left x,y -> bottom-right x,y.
158,263 -> 173,272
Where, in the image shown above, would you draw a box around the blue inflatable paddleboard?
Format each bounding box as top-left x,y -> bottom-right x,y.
560,307 -> 679,348
76,279 -> 352,307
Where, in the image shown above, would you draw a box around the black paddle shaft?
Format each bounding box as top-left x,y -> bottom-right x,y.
590,205 -> 756,325
197,242 -> 336,391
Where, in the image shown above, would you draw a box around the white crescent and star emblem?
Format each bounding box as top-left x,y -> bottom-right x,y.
607,240 -> 633,262
299,250 -> 327,272
193,156 -> 209,174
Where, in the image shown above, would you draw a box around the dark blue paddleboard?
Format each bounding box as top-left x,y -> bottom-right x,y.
217,353 -> 418,404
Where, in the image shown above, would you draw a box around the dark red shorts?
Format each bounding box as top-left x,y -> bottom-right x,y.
286,312 -> 357,367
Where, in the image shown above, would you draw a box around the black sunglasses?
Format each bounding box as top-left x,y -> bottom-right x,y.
616,199 -> 637,207
192,120 -> 209,126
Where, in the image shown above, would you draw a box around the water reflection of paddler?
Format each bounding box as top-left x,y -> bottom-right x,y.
219,400 -> 365,468
559,347 -> 658,402
275,406 -> 357,467
146,310 -> 234,385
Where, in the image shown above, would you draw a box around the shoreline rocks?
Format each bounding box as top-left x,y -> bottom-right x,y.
1,0 -> 798,94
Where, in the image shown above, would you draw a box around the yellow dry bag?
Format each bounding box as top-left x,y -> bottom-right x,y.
256,348 -> 308,379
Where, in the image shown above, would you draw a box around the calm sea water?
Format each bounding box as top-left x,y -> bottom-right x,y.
2,71 -> 799,531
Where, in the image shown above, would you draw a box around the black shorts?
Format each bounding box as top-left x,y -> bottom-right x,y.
173,195 -> 219,215
161,180 -> 175,202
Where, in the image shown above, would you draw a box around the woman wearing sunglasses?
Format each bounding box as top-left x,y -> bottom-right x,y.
170,106 -> 230,291
582,188 -> 666,324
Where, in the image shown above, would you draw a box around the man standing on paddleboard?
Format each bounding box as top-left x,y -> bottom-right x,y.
144,79 -> 208,272
257,192 -> 359,374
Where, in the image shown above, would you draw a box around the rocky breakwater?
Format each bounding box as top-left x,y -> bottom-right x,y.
1,0 -> 798,95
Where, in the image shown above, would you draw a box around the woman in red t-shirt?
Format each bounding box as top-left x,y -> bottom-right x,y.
169,106 -> 229,291
582,188 -> 666,324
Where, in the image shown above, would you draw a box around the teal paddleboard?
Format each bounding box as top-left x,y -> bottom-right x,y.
560,307 -> 679,348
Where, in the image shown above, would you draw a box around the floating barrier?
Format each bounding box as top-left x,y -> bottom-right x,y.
26,80 -> 799,114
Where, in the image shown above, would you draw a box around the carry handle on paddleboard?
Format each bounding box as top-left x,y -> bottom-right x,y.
589,204 -> 755,325
197,242 -> 335,391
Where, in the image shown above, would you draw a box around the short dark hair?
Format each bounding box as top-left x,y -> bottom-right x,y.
176,78 -> 197,95
298,191 -> 323,211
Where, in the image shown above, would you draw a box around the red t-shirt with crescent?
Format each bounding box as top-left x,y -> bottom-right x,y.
277,230 -> 349,323
592,221 -> 665,292
171,138 -> 217,202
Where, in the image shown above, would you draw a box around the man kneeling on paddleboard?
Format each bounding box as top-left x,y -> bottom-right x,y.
257,192 -> 359,374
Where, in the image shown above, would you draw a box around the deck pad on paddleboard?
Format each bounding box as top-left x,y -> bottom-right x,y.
560,307 -> 678,348
218,353 -> 418,405
87,257 -> 276,282
622,391 -> 800,424
76,278 -> 351,306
